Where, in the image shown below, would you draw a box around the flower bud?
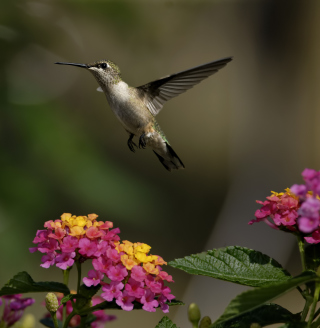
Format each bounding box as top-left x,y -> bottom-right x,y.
45,293 -> 59,313
199,316 -> 211,328
188,303 -> 201,327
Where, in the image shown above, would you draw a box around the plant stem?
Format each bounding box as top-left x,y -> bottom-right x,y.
301,295 -> 313,322
62,268 -> 71,324
308,282 -> 320,327
51,312 -> 59,328
76,260 -> 82,294
62,310 -> 76,328
297,235 -> 307,271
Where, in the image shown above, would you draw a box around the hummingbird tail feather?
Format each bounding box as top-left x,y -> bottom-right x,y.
153,143 -> 185,171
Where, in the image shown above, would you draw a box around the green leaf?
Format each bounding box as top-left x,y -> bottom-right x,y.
78,284 -> 101,299
0,271 -> 70,296
155,316 -> 179,328
78,299 -> 183,315
211,303 -> 300,328
213,271 -> 318,326
169,246 -> 291,287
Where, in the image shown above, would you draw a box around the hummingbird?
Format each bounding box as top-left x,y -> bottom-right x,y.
55,57 -> 232,171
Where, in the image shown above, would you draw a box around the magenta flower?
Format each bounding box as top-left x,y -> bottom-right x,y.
145,276 -> 162,294
131,265 -> 146,282
116,291 -> 135,311
79,238 -> 97,257
305,229 -> 320,244
101,281 -> 124,302
125,278 -> 145,298
83,269 -> 104,287
92,257 -> 112,274
140,289 -> 159,312
40,253 -> 56,268
106,248 -> 121,262
91,296 -> 117,328
0,295 -> 35,327
60,236 -> 79,253
107,264 -> 128,282
55,252 -> 76,270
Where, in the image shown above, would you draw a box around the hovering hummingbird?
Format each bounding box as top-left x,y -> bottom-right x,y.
55,57 -> 232,171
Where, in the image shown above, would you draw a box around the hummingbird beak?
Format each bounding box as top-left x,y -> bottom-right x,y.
55,62 -> 88,68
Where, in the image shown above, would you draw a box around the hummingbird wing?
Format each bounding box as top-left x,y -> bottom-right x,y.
137,57 -> 232,116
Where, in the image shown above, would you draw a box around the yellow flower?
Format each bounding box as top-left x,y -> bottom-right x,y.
69,225 -> 86,237
134,243 -> 151,254
73,216 -> 88,228
121,254 -> 140,270
143,262 -> 159,275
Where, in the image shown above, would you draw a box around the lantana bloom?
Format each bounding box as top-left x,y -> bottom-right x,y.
249,168 -> 320,244
0,294 -> 35,327
31,213 -> 175,313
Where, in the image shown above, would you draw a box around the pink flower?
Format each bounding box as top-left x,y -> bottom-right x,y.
0,295 -> 35,327
83,269 -> 104,287
86,226 -> 103,239
125,278 -> 145,298
107,264 -> 128,282
131,265 -> 146,282
305,229 -> 320,244
55,252 -> 76,270
140,289 -> 159,312
92,257 -> 112,274
60,236 -> 79,253
116,291 -> 135,311
106,248 -> 121,263
79,238 -> 97,257
40,253 -> 56,268
101,281 -> 124,302
145,276 -> 162,294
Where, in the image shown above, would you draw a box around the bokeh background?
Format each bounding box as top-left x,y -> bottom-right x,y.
1,0 -> 320,327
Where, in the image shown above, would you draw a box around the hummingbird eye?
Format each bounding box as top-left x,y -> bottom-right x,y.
100,63 -> 107,69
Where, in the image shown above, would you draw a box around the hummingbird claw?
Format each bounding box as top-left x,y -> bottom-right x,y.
139,134 -> 147,149
127,134 -> 137,153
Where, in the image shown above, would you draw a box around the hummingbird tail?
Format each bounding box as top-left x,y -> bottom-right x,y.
153,143 -> 185,172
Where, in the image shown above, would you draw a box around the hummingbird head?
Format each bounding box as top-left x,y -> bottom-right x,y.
55,59 -> 122,86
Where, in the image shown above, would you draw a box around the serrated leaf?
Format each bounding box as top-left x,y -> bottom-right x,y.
155,316 -> 179,328
211,303 -> 300,328
213,271 -> 318,326
169,246 -> 291,287
0,271 -> 70,296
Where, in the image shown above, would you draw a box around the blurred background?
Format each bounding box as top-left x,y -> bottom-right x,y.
1,0 -> 320,327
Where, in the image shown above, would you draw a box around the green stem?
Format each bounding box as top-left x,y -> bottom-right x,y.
301,295 -> 313,322
76,260 -> 82,294
62,310 -> 76,328
308,282 -> 320,327
62,268 -> 71,323
51,312 -> 59,328
297,235 -> 307,271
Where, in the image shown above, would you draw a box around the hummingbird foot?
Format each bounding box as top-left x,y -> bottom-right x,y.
127,133 -> 137,153
139,134 -> 147,149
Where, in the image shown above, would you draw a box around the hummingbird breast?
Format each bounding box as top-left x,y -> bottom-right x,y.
103,81 -> 154,136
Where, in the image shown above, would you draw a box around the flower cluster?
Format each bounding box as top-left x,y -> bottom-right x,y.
30,213 -> 175,313
250,168 -> 320,244
0,294 -> 35,327
43,293 -> 116,328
